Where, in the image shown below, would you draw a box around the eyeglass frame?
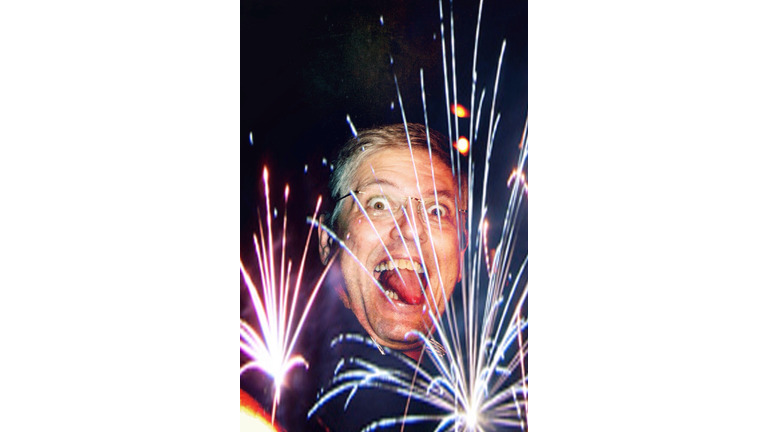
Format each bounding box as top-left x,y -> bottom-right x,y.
335,190 -> 469,216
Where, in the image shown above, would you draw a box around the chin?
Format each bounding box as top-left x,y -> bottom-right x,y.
381,339 -> 423,353
375,323 -> 433,351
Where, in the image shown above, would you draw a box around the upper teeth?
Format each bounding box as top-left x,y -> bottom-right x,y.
374,259 -> 425,274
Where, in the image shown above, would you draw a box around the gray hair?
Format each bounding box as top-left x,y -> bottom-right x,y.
328,123 -> 462,231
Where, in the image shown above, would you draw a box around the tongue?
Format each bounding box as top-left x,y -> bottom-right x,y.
380,270 -> 424,305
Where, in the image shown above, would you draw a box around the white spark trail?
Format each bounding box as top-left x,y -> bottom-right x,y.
347,114 -> 359,138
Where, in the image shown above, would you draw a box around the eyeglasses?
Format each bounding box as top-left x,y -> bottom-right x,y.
336,190 -> 467,225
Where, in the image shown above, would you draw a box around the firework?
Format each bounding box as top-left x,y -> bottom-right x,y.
240,167 -> 337,425
308,0 -> 528,429
310,125 -> 528,430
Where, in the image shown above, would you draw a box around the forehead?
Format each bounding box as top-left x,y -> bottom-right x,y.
351,147 -> 456,193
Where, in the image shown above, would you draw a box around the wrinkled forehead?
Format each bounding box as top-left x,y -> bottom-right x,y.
350,147 -> 458,194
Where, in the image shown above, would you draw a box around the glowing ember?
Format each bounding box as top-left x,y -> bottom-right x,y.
507,168 -> 528,193
451,103 -> 469,118
454,136 -> 470,155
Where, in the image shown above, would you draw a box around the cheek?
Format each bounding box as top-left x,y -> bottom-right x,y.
339,227 -> 375,284
434,234 -> 460,263
440,287 -> 456,309
347,220 -> 383,250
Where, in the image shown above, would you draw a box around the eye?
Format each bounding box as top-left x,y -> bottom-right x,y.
367,196 -> 391,212
425,202 -> 449,219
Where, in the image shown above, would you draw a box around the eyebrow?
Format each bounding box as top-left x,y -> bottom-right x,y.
355,180 -> 456,201
355,179 -> 399,191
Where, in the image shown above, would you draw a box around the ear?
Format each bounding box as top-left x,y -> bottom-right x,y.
318,214 -> 333,265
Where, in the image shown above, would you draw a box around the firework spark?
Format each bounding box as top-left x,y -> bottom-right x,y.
240,167 -> 337,425
308,0 -> 528,429
454,136 -> 470,155
451,104 -> 469,118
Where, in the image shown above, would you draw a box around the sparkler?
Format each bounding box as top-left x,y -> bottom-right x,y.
240,167 -> 337,425
308,0 -> 528,429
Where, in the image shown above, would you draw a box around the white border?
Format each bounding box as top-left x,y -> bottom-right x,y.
0,1 -> 238,429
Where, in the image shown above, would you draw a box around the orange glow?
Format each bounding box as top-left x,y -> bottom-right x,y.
451,104 -> 469,118
240,389 -> 281,431
454,136 -> 469,155
507,169 -> 529,193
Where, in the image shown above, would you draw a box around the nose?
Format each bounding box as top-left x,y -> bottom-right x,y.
389,199 -> 427,244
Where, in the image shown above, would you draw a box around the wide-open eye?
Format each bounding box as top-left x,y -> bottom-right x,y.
367,195 -> 391,212
425,202 -> 449,219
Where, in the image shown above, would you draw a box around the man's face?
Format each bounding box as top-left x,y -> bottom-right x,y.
334,147 -> 462,351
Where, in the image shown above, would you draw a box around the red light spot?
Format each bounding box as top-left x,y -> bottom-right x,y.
454,136 -> 469,155
240,389 -> 282,431
451,104 -> 469,118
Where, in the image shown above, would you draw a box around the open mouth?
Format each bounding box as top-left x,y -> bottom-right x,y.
373,258 -> 428,305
